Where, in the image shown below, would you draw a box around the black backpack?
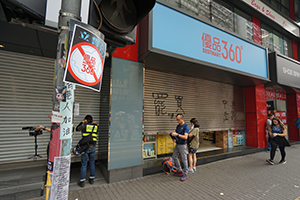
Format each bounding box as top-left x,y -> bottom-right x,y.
75,134 -> 94,154
73,125 -> 97,155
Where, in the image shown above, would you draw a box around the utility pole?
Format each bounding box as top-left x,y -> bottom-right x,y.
46,0 -> 81,199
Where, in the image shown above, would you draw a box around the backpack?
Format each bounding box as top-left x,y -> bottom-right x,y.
162,157 -> 178,175
75,134 -> 94,154
73,124 -> 97,155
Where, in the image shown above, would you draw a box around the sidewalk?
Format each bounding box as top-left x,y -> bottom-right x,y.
29,144 -> 300,200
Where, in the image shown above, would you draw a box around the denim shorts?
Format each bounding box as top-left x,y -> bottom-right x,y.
188,147 -> 197,154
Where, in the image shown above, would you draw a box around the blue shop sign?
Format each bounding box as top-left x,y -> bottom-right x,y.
151,3 -> 268,78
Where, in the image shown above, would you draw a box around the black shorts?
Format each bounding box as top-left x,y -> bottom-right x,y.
188,147 -> 197,154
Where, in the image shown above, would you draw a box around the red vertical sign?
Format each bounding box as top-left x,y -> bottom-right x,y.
252,17 -> 262,45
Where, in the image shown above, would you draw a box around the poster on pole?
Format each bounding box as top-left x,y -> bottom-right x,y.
64,20 -> 107,92
50,155 -> 71,200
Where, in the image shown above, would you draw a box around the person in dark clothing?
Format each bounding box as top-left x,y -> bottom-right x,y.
170,114 -> 189,181
266,117 -> 290,165
76,115 -> 98,187
265,113 -> 274,151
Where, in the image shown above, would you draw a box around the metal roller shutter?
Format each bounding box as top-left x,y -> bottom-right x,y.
144,68 -> 245,134
0,50 -> 55,164
0,50 -> 101,164
72,86 -> 101,161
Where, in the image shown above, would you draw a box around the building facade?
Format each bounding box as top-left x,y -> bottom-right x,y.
1,0 -> 300,183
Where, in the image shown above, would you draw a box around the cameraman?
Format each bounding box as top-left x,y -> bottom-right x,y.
35,125 -> 51,133
76,115 -> 98,188
35,114 -> 53,133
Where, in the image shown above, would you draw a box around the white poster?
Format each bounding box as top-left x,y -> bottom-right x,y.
51,111 -> 64,123
50,155 -> 71,200
74,103 -> 80,116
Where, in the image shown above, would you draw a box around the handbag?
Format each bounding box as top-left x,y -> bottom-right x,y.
187,128 -> 195,146
187,135 -> 195,146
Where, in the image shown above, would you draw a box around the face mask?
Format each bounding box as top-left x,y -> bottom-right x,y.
191,125 -> 194,130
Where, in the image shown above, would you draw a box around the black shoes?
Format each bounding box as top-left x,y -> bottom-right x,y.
78,178 -> 94,187
266,159 -> 286,165
279,160 -> 286,164
266,159 -> 274,165
77,180 -> 85,187
89,178 -> 94,184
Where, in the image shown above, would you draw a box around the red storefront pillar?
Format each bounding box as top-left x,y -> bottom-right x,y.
292,40 -> 298,61
245,85 -> 267,148
287,93 -> 300,141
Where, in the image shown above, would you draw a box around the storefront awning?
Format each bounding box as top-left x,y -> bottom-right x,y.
268,52 -> 300,93
142,50 -> 270,87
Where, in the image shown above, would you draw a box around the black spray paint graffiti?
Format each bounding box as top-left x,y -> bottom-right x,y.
222,100 -> 237,122
152,93 -> 185,119
152,93 -> 168,116
175,95 -> 185,114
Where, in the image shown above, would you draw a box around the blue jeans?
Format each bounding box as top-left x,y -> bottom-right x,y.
80,147 -> 95,181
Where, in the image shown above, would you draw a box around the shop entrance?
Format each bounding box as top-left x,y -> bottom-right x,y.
266,86 -> 288,139
143,68 -> 246,160
198,131 -> 222,152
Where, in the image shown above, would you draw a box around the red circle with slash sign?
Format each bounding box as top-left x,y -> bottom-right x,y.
67,42 -> 104,86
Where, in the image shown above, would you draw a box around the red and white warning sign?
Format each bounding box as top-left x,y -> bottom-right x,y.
64,24 -> 106,92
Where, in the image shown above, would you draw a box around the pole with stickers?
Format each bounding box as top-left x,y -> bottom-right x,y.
46,1 -> 80,200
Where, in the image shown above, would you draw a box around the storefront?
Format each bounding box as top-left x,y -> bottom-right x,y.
265,86 -> 288,135
0,50 -> 102,164
139,2 -> 269,159
268,52 -> 300,141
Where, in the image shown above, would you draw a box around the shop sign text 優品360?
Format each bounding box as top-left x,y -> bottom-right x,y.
152,3 -> 268,79
202,32 -> 242,64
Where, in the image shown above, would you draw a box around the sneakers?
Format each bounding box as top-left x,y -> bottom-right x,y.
77,180 -> 85,187
89,178 -> 94,184
188,169 -> 194,173
279,160 -> 286,164
193,167 -> 196,172
266,159 -> 274,165
173,171 -> 183,177
180,174 -> 188,182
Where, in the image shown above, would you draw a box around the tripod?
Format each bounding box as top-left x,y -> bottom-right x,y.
28,134 -> 43,161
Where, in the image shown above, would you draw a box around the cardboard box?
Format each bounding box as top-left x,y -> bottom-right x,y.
215,131 -> 228,148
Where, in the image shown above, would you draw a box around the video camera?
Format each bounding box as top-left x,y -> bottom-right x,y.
170,132 -> 178,141
22,126 -> 43,136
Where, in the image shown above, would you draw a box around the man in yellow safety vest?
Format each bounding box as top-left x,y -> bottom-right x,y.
76,115 -> 98,187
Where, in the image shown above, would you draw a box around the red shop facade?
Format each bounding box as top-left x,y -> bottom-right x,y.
260,52 -> 300,146
245,52 -> 300,149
